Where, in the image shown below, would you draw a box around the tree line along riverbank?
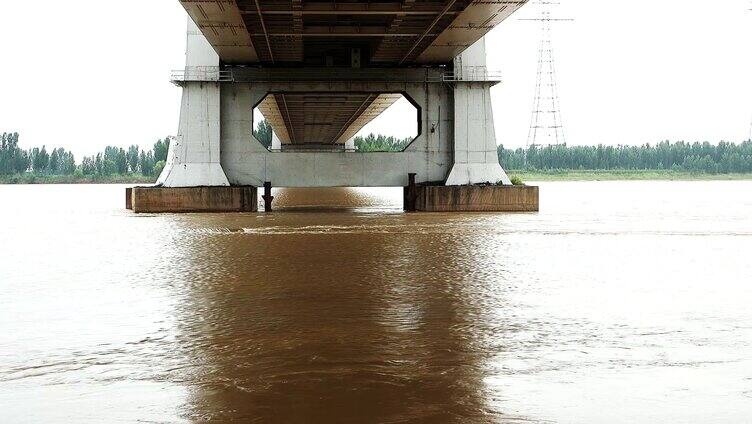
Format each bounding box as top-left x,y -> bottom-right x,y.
3,129 -> 752,184
1,132 -> 171,182
498,140 -> 752,181
498,140 -> 752,174
508,170 -> 752,181
4,170 -> 748,185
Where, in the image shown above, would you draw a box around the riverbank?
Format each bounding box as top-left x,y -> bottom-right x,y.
0,174 -> 156,185
509,170 -> 752,181
3,170 -> 752,184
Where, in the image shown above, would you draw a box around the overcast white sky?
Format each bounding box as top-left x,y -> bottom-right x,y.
0,0 -> 750,157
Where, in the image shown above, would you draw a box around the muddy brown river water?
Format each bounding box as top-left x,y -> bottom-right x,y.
1,182 -> 751,423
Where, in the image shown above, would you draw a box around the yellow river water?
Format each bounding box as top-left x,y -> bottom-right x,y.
1,181 -> 751,423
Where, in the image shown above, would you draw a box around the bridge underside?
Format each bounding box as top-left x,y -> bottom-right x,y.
256,92 -> 403,145
177,0 -> 527,147
179,0 -> 526,66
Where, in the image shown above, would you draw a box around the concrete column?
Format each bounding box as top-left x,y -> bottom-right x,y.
344,137 -> 356,152
453,36 -> 488,79
156,18 -> 229,187
271,132 -> 281,150
446,37 -> 511,186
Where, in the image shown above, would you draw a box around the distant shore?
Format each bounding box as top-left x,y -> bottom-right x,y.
509,170 -> 752,181
0,174 -> 156,185
2,170 -> 752,185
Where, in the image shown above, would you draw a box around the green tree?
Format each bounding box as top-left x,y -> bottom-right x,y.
59,150 -> 75,175
153,138 -> 170,163
80,156 -> 96,175
253,119 -> 273,149
0,132 -> 29,175
31,146 -> 50,173
126,145 -> 140,174
104,146 -> 119,165
104,146 -> 128,175
153,160 -> 166,177
95,153 -> 103,175
49,148 -> 61,174
14,149 -> 30,174
102,159 -> 117,176
138,151 -> 155,176
115,148 -> 128,174
354,133 -> 411,152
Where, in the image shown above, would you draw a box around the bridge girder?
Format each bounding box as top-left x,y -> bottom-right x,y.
179,0 -> 528,66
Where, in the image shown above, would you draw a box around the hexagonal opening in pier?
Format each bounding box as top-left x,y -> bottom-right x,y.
252,92 -> 420,152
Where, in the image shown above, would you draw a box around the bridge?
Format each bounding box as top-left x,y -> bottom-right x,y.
128,0 -> 539,212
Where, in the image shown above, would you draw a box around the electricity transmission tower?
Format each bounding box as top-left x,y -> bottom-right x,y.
521,2 -> 572,163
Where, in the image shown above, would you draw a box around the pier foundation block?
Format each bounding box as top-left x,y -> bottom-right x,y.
413,185 -> 539,212
129,186 -> 257,213
125,187 -> 133,210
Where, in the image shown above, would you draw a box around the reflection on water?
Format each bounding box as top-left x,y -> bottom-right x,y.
271,187 -> 401,211
1,182 -> 751,423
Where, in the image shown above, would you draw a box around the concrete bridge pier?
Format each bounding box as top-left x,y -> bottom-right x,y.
271,133 -> 282,151
156,21 -> 229,188
446,38 -> 512,187
345,138 -> 356,152
128,9 -> 538,213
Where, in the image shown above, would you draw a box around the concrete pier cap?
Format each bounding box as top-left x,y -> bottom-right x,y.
130,0 -> 537,213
